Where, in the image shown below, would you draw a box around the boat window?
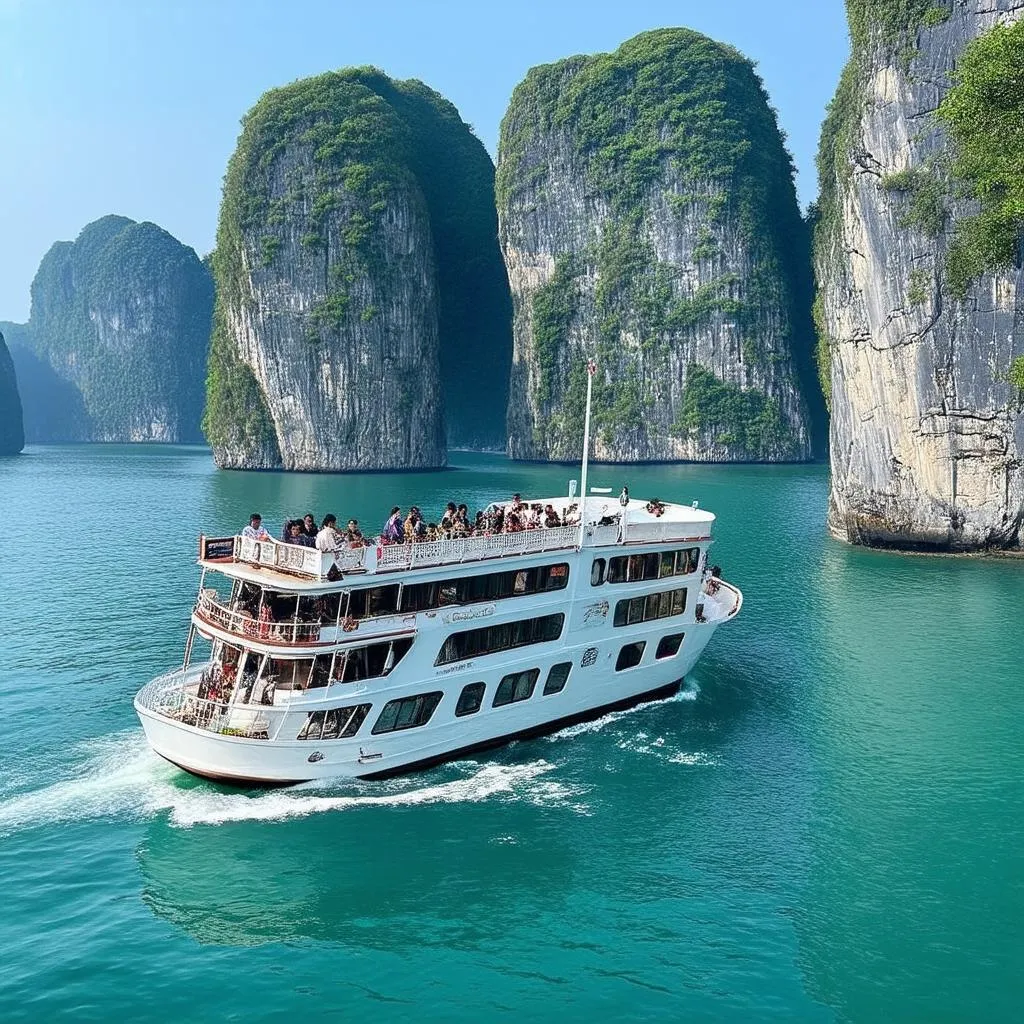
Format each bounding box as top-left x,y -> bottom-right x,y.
493,669 -> 539,708
347,584 -> 401,620
435,613 -> 565,665
329,637 -> 413,684
455,682 -> 486,717
604,548 -> 703,584
613,588 -> 687,627
615,642 -> 646,671
656,633 -> 685,659
543,662 -> 572,695
400,562 -> 569,612
297,703 -> 371,740
591,558 -> 605,586
371,692 -> 443,734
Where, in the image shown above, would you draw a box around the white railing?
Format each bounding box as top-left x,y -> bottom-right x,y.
233,535 -> 367,578
375,524 -> 581,572
194,589 -> 324,644
135,666 -> 286,740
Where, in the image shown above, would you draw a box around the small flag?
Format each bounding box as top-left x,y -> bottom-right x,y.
587,359 -> 597,376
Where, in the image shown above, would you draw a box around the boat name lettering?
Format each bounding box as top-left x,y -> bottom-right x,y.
436,661 -> 472,676
443,605 -> 495,624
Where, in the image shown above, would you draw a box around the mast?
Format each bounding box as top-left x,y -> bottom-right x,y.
578,359 -> 596,549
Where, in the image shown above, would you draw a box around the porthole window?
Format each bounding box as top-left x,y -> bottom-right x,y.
543,662 -> 572,695
615,642 -> 646,671
455,682 -> 486,717
656,633 -> 684,659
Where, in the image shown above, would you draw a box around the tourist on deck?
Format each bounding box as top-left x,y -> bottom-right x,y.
440,502 -> 457,533
346,519 -> 364,545
316,514 -> 344,552
382,507 -> 404,544
242,514 -> 271,540
286,520 -> 314,548
544,504 -> 562,528
302,513 -> 318,538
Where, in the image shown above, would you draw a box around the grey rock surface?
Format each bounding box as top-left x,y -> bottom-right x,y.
818,2 -> 1024,550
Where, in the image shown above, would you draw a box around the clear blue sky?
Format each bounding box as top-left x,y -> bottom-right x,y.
0,0 -> 850,322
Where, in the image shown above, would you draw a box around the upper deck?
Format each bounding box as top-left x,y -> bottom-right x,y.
199,495 -> 716,588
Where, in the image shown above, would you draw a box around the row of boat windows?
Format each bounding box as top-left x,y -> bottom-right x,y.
613,588 -> 687,627
591,548 -> 701,586
228,548 -> 697,633
297,633 -> 686,740
435,613 -> 565,666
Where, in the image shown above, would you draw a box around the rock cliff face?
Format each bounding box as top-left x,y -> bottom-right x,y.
0,329 -> 25,455
205,68 -> 511,471
497,29 -> 825,463
16,216 -> 212,443
815,2 -> 1024,550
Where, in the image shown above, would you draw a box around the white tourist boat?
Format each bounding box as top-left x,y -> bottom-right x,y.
135,369 -> 742,784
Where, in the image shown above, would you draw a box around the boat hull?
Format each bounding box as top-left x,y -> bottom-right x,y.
135,616 -> 726,785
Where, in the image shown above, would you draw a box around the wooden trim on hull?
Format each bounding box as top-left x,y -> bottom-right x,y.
157,679 -> 683,788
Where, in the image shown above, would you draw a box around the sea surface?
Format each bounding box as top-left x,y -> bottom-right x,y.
0,445 -> 1021,1022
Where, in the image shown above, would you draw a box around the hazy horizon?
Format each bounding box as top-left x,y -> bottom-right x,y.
0,0 -> 849,322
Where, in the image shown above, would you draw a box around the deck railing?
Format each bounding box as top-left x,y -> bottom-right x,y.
204,514 -> 709,583
375,524 -> 581,572
194,589 -> 323,644
135,666 -> 286,740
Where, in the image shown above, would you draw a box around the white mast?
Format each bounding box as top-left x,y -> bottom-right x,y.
578,359 -> 596,549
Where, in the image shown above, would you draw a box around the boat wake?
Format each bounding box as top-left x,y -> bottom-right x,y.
0,732 -> 588,836
545,679 -> 700,741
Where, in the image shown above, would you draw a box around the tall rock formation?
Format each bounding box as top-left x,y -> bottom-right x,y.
815,2 -> 1024,550
497,29 -> 825,463
16,216 -> 213,443
0,329 -> 25,455
205,67 -> 511,470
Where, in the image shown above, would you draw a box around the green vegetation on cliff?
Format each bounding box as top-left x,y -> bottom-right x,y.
208,67 -> 511,453
499,28 -> 823,459
816,4 -> 1020,315
24,216 -> 212,442
936,18 -> 1024,295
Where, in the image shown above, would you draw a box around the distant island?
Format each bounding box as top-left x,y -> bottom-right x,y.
6,215 -> 212,444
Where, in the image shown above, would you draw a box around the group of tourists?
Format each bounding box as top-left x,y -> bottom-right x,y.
240,493 -> 577,552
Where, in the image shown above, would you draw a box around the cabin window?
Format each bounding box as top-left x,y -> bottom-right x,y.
603,548 -> 702,584
656,633 -> 685,659
371,692 -> 443,734
329,637 -> 413,684
400,562 -> 569,612
615,642 -> 646,671
543,662 -> 572,695
591,558 -> 605,586
613,588 -> 687,627
435,613 -> 565,665
455,682 -> 486,717
347,584 -> 401,620
298,703 -> 371,740
493,669 -> 539,708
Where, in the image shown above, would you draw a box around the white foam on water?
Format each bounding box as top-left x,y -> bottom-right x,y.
0,732 -> 588,836
545,680 -> 701,742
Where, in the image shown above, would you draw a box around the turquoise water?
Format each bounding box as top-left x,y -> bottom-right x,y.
0,445 -> 1021,1022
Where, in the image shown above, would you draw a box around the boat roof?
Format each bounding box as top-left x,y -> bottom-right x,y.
198,494 -> 715,593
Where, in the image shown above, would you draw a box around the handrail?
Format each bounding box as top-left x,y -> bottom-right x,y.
195,589 -> 323,644
376,524 -> 581,572
135,666 -> 285,740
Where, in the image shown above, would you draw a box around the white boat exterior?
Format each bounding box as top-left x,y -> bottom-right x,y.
135,495 -> 741,784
